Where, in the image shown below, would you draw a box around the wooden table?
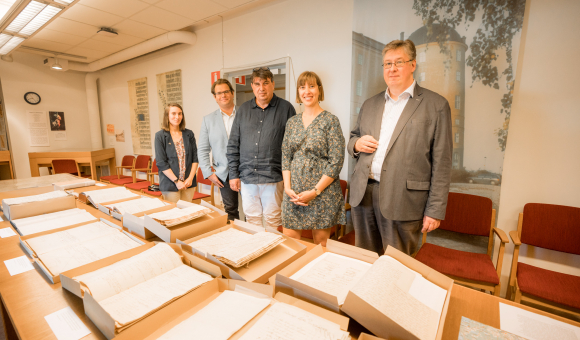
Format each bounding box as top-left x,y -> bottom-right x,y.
28,148 -> 116,180
0,151 -> 13,180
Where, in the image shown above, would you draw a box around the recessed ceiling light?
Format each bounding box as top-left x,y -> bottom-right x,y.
97,27 -> 118,37
5,1 -> 46,33
19,5 -> 61,36
0,35 -> 24,55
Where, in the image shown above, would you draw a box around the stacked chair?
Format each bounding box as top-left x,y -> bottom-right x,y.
108,155 -> 150,186
100,155 -> 135,183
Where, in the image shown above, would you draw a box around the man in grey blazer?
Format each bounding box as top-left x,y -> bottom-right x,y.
198,79 -> 239,221
348,39 -> 452,255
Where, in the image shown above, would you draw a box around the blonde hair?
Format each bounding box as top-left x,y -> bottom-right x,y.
161,103 -> 186,131
295,71 -> 324,103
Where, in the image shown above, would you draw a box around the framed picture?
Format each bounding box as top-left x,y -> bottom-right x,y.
49,111 -> 65,131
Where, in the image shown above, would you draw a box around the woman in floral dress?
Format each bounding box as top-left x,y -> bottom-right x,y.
281,71 -> 346,246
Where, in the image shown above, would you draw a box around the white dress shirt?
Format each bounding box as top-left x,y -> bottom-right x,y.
370,81 -> 416,181
221,107 -> 236,138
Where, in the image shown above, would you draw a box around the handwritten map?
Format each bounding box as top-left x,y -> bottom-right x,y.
156,69 -> 183,128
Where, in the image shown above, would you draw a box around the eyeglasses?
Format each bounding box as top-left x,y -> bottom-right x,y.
253,67 -> 270,72
382,59 -> 414,69
215,90 -> 232,96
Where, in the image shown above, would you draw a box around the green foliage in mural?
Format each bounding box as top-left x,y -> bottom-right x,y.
412,0 -> 525,151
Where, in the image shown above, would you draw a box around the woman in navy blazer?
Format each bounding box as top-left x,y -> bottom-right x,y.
154,103 -> 199,203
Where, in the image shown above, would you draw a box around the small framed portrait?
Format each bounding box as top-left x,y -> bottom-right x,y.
49,111 -> 65,131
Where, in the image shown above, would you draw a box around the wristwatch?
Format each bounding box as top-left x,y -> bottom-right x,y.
314,188 -> 322,196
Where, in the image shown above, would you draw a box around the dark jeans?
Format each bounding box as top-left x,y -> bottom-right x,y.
219,175 -> 240,221
351,179 -> 423,256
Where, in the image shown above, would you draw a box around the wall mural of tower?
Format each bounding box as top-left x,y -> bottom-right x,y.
409,24 -> 467,170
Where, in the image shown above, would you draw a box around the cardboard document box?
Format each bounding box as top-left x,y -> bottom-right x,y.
122,204 -> 176,239
95,196 -> 142,216
73,244 -> 222,339
144,200 -> 227,243
341,246 -> 454,340
53,178 -> 96,191
113,278 -> 349,340
358,333 -> 387,340
76,184 -> 131,205
179,220 -> 307,284
21,218 -> 145,284
2,194 -> 76,221
271,239 -> 379,313
60,242 -> 220,299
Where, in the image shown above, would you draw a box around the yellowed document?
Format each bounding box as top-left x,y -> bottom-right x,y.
105,197 -> 166,215
147,205 -> 212,227
290,252 -> 372,305
157,290 -> 271,340
499,303 -> 580,340
83,187 -> 139,205
238,302 -> 350,340
3,190 -> 69,206
13,208 -> 97,236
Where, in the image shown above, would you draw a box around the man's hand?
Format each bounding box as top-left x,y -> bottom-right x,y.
422,215 -> 441,233
354,135 -> 379,153
208,174 -> 224,188
229,178 -> 241,192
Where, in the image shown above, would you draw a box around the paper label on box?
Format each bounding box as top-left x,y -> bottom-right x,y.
4,256 -> 35,276
44,307 -> 91,340
0,227 -> 17,238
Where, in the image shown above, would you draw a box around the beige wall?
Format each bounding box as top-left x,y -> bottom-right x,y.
496,0 -> 580,296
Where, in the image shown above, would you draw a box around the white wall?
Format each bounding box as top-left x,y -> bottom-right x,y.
0,52 -> 92,178
96,0 -> 354,180
496,0 -> 580,296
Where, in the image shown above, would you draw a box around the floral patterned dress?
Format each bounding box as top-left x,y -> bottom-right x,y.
175,138 -> 186,181
281,111 -> 346,230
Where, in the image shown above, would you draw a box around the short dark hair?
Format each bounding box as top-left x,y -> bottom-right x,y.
382,39 -> 417,61
161,103 -> 186,131
211,78 -> 234,95
251,68 -> 274,83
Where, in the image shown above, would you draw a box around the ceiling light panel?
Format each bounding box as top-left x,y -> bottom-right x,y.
5,1 -> 46,33
0,33 -> 12,48
19,5 -> 61,35
0,35 -> 24,54
54,0 -> 74,4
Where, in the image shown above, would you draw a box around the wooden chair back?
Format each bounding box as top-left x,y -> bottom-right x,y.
51,159 -> 81,176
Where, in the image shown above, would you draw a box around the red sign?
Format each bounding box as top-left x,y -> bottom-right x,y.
211,71 -> 220,84
235,76 -> 246,85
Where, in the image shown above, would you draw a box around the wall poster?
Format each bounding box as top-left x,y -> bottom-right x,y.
27,111 -> 49,147
49,111 -> 65,131
156,69 -> 182,128
350,0 -> 526,220
127,77 -> 152,155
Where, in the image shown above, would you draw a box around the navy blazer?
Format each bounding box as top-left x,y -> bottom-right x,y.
154,129 -> 198,192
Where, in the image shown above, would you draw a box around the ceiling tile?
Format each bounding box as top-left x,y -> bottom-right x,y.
208,0 -> 253,9
60,4 -> 124,28
91,33 -> 144,47
65,46 -> 109,60
21,37 -> 74,52
78,38 -> 126,53
155,0 -> 227,21
32,29 -> 87,46
78,0 -> 150,18
140,0 -> 161,4
112,19 -> 167,39
129,6 -> 193,31
43,18 -> 99,38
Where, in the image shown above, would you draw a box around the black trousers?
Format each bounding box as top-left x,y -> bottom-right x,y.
219,175 -> 240,221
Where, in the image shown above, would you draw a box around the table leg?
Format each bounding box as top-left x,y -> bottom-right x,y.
90,161 -> 97,181
29,159 -> 40,177
0,295 -> 18,340
8,160 -> 13,179
108,157 -> 116,178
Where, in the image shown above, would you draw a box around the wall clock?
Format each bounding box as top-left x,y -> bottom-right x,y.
24,92 -> 41,105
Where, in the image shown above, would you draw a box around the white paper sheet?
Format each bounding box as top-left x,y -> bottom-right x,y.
499,302 -> 580,340
0,227 -> 17,238
44,307 -> 91,340
95,183 -> 107,187
4,256 -> 35,276
290,252 -> 372,305
408,276 -> 448,314
83,187 -> 138,205
105,197 -> 166,215
157,290 -> 271,340
12,208 -> 97,236
3,190 -> 69,206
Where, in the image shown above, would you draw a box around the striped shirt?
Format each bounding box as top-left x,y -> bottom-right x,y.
370,81 -> 416,181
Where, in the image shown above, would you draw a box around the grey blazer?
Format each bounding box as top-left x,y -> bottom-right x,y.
198,107 -> 238,182
347,84 -> 452,221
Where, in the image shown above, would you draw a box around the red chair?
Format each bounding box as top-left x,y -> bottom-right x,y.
414,192 -> 509,296
126,159 -> 157,191
507,203 -> 580,317
338,230 -> 355,246
101,155 -> 135,183
193,167 -> 214,205
109,155 -> 150,186
51,159 -> 91,178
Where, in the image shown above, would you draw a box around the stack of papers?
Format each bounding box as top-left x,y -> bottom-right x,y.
26,221 -> 142,277
75,243 -> 213,332
349,255 -> 447,340
11,208 -> 97,236
2,190 -> 69,207
81,187 -> 139,206
188,228 -> 285,268
148,205 -> 212,227
156,290 -> 271,340
53,178 -> 96,190
239,302 -> 350,340
290,252 -> 372,305
105,197 -> 167,215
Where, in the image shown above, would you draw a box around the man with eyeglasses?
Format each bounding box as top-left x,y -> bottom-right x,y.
348,39 -> 452,255
198,78 -> 240,221
227,67 -> 296,228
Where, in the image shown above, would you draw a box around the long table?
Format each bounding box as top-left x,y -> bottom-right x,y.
0,184 -> 579,339
28,148 -> 116,180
